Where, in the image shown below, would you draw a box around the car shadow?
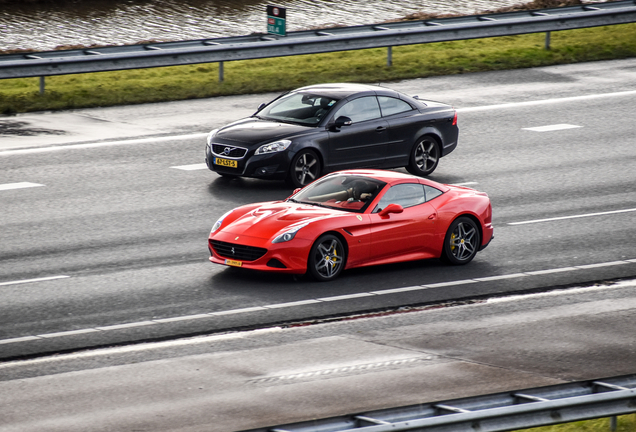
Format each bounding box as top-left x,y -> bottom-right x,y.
206,175 -> 294,203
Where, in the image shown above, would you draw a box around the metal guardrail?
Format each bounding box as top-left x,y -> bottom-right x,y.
241,374 -> 636,432
0,0 -> 635,80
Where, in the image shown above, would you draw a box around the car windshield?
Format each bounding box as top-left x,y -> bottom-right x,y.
291,174 -> 387,213
257,92 -> 339,126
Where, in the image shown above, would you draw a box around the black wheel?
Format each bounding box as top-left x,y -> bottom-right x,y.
308,234 -> 346,281
406,135 -> 440,177
287,149 -> 321,188
442,217 -> 480,265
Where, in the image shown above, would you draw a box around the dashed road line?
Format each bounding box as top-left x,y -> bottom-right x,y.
522,124 -> 582,132
2,258 -> 635,346
170,163 -> 208,171
0,182 -> 44,191
0,275 -> 69,287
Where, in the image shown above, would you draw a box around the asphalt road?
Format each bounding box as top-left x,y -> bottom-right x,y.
2,278 -> 635,431
1,58 -> 636,364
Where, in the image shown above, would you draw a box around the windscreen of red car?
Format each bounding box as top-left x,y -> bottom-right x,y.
290,174 -> 387,212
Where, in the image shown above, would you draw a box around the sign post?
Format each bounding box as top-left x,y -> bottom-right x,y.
267,5 -> 286,37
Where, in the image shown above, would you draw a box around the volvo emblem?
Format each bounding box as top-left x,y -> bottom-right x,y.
222,147 -> 233,156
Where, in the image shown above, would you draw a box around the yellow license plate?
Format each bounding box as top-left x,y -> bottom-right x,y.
215,157 -> 237,168
225,259 -> 243,267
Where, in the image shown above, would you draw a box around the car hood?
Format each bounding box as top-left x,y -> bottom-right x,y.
223,202 -> 343,239
215,118 -> 313,146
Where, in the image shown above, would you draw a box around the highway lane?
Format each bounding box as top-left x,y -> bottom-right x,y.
2,278 -> 636,432
1,61 -> 636,359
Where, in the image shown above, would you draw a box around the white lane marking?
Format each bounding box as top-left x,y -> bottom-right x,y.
38,329 -> 99,339
0,133 -> 209,156
522,124 -> 582,132
96,321 -> 156,331
0,182 -> 44,191
0,327 -> 284,364
509,207 -> 636,225
265,299 -> 322,309
457,89 -> 636,113
0,275 -> 70,287
2,258 -> 635,346
154,314 -> 212,323
473,273 -> 527,282
171,163 -> 208,171
451,182 -> 478,186
318,292 -> 376,302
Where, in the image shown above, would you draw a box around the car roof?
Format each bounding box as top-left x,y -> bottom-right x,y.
292,83 -> 398,99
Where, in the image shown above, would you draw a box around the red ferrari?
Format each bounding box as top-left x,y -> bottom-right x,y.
208,170 -> 493,281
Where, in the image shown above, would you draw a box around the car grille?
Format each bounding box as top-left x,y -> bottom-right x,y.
211,240 -> 267,262
211,144 -> 247,159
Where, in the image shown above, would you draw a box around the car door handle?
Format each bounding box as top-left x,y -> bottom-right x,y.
428,213 -> 437,220
375,126 -> 387,132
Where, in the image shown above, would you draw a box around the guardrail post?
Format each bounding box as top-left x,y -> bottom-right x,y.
219,61 -> 224,82
610,415 -> 617,431
387,46 -> 393,66
545,31 -> 551,50
39,76 -> 45,95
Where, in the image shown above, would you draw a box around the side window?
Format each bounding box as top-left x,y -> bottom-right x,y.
424,185 -> 443,201
333,96 -> 381,123
375,183 -> 426,212
378,96 -> 413,117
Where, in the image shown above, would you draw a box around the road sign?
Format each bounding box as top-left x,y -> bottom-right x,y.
267,5 -> 286,36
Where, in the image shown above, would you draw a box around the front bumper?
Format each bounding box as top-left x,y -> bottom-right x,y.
205,144 -> 291,180
208,231 -> 312,274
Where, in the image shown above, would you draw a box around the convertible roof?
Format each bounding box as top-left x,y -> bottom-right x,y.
293,83 -> 397,99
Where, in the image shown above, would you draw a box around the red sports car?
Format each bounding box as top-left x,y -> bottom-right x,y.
208,170 -> 493,281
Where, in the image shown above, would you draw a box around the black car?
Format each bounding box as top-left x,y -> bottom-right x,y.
205,83 -> 458,188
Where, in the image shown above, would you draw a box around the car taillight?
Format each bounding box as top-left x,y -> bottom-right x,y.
452,111 -> 458,126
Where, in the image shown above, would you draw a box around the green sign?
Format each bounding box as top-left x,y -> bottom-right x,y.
267,5 -> 286,36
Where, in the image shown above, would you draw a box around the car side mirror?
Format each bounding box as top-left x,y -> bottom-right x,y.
334,116 -> 352,128
257,102 -> 267,111
287,188 -> 302,199
378,203 -> 404,218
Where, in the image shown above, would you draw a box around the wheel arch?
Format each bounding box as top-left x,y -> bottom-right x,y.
450,212 -> 483,246
313,229 -> 350,265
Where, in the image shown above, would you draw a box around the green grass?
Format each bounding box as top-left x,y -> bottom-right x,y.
514,414 -> 636,432
1,23 -> 636,114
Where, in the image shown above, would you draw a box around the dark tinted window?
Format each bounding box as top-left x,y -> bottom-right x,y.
259,93 -> 338,125
333,96 -> 381,123
424,185 -> 443,201
378,96 -> 413,116
375,183 -> 426,211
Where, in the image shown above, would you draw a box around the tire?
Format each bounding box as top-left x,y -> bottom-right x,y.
441,216 -> 480,265
308,234 -> 346,281
287,149 -> 321,188
406,135 -> 440,177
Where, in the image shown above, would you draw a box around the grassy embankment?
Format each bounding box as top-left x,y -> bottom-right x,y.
1,22 -> 636,114
519,414 -> 636,432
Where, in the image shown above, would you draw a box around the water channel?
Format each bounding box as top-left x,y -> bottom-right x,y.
0,0 -> 526,52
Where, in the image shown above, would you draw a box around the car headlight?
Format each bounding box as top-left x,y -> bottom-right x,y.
255,139 -> 292,155
207,129 -> 219,146
211,210 -> 233,234
272,223 -> 308,244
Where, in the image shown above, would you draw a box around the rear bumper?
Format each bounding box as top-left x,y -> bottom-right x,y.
480,232 -> 494,251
